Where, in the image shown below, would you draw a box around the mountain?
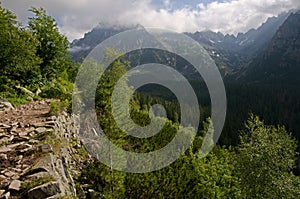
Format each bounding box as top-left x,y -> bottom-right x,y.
186,12 -> 290,72
70,12 -> 290,78
239,11 -> 300,84
70,24 -> 133,62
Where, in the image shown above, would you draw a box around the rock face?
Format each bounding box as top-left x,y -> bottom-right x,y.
28,181 -> 61,199
239,11 -> 300,83
0,100 -> 90,198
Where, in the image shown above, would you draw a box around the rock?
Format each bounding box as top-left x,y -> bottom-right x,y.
0,123 -> 10,128
7,142 -> 24,149
10,122 -> 19,127
4,171 -> 16,178
47,116 -> 57,121
0,154 -> 7,160
20,144 -> 33,153
46,194 -> 62,199
13,136 -> 29,142
39,144 -> 53,153
35,127 -> 47,134
0,190 -> 5,196
0,191 -> 10,199
0,146 -> 12,153
19,131 -> 28,137
0,99 -> 14,112
33,122 -> 47,128
9,180 -> 22,191
28,181 -> 61,199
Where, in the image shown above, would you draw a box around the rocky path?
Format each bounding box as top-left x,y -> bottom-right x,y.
0,100 -> 56,198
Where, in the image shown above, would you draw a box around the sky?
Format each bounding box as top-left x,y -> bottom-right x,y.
2,0 -> 300,41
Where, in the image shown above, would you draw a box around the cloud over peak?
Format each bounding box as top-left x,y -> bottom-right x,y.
2,0 -> 300,41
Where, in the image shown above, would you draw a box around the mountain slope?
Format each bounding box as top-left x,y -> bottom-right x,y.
70,12 -> 289,78
239,11 -> 300,84
70,25 -> 131,62
186,12 -> 289,71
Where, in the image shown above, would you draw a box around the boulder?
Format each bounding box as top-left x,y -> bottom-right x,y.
28,181 -> 61,199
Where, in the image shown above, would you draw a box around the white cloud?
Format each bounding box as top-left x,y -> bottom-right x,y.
2,0 -> 300,41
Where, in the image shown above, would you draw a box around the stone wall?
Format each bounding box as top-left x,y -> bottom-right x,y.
0,100 -> 89,199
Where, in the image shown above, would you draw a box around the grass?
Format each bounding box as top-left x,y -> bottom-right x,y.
0,139 -> 9,146
21,176 -> 56,191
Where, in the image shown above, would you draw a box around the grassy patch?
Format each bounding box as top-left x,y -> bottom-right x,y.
21,176 -> 56,191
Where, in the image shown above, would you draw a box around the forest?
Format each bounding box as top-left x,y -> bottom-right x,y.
1,4 -> 300,198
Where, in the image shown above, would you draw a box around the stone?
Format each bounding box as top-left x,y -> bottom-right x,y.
7,142 -> 24,149
0,146 -> 11,153
20,144 -> 33,153
10,122 -> 19,127
0,190 -> 5,196
0,99 -> 14,111
33,122 -> 47,128
19,131 -> 28,137
9,180 -> 21,191
47,116 -> 57,121
35,127 -> 47,134
39,144 -> 53,153
0,191 -> 10,199
4,171 -> 16,178
46,194 -> 62,199
13,136 -> 29,142
28,181 -> 61,199
0,154 -> 7,160
0,123 -> 10,128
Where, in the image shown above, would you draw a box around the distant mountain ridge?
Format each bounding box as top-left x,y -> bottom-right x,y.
238,10 -> 300,83
70,11 -> 297,82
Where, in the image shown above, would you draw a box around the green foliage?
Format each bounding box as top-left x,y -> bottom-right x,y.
235,114 -> 300,198
49,100 -> 70,116
29,7 -> 71,80
0,5 -> 41,92
0,5 -> 74,104
125,147 -> 242,199
79,160 -> 125,199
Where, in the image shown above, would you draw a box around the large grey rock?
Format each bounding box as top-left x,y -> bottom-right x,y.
28,181 -> 61,199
